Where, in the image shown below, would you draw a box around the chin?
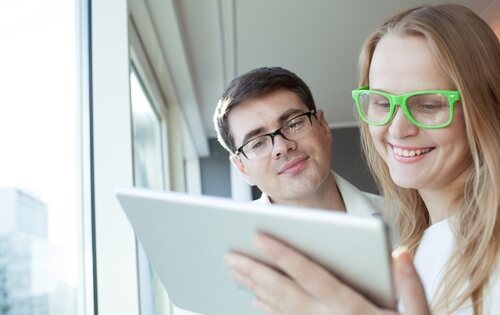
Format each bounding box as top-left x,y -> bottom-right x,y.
390,174 -> 423,190
394,182 -> 417,189
287,183 -> 318,198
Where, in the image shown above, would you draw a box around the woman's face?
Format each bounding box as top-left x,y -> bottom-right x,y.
368,35 -> 470,191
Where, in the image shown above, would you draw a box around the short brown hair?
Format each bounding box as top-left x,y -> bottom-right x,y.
213,67 -> 316,153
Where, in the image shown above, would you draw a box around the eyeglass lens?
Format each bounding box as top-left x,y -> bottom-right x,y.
242,114 -> 312,159
359,93 -> 450,126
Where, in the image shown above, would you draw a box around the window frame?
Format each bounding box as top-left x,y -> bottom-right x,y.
79,0 -> 96,314
129,21 -> 172,315
91,0 -> 140,314
91,0 -> 206,313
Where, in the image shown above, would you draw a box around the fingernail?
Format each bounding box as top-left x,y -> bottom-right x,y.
225,255 -> 235,267
253,236 -> 266,251
393,247 -> 413,275
392,246 -> 408,258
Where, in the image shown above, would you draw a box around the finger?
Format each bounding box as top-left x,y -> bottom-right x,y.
252,299 -> 281,315
392,248 -> 430,315
254,233 -> 354,301
226,252 -> 309,313
230,267 -> 259,293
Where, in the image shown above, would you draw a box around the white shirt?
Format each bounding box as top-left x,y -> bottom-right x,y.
413,219 -> 500,314
254,172 -> 382,217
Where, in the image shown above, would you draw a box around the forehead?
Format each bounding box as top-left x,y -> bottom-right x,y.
369,35 -> 453,93
228,89 -> 309,146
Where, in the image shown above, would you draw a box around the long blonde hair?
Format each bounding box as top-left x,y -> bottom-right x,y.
357,4 -> 500,314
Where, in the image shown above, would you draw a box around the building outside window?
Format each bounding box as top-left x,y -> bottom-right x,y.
0,1 -> 86,314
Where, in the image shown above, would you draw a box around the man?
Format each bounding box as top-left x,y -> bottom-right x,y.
174,66 -> 382,315
213,66 -> 380,215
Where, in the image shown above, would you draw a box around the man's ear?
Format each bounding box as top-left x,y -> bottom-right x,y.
316,109 -> 332,140
229,154 -> 255,186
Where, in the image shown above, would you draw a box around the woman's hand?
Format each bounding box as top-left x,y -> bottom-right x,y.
225,234 -> 430,315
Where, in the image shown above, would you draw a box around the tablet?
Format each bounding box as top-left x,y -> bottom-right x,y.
116,186 -> 395,314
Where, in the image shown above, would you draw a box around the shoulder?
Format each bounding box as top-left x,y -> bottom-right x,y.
362,191 -> 383,208
485,261 -> 500,313
333,172 -> 382,216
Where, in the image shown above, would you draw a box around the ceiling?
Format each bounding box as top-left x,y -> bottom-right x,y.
135,0 -> 500,151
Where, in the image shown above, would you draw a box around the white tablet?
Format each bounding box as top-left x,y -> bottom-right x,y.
116,186 -> 395,314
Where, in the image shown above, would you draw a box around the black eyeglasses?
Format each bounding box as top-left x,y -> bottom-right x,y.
235,109 -> 317,160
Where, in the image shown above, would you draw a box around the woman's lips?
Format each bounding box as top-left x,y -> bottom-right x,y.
389,144 -> 436,163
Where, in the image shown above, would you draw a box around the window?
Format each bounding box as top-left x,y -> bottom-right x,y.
130,67 -> 171,315
89,1 -> 207,312
128,15 -> 203,313
130,68 -> 166,191
0,1 -> 86,314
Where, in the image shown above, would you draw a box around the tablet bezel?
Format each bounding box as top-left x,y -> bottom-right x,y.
116,186 -> 396,314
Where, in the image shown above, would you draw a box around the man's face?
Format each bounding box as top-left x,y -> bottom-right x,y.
228,89 -> 333,203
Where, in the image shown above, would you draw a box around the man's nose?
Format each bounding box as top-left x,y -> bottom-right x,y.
271,134 -> 296,159
388,108 -> 419,139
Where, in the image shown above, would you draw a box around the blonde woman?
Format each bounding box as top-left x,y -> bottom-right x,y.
225,4 -> 500,314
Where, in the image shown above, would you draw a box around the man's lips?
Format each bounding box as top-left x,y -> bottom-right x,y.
278,157 -> 309,174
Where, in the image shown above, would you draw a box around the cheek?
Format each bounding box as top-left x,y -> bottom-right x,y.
434,113 -> 467,147
246,159 -> 270,181
368,126 -> 387,156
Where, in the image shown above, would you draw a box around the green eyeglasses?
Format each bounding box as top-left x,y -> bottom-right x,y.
352,87 -> 461,129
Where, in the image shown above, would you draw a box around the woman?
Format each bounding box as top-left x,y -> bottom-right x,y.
225,4 -> 500,314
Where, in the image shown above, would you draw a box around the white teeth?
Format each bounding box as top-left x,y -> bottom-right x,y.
393,147 -> 430,157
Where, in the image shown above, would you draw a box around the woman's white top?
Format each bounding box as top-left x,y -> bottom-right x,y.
413,219 -> 500,314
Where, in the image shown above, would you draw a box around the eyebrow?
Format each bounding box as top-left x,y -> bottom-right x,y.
239,108 -> 307,145
277,108 -> 305,124
240,127 -> 267,146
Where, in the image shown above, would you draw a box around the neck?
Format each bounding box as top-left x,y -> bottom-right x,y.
269,172 -> 346,211
419,172 -> 468,225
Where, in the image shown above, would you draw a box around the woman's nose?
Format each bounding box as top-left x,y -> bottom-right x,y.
388,108 -> 419,139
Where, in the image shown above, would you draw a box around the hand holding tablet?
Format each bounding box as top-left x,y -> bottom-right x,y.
116,187 -> 396,315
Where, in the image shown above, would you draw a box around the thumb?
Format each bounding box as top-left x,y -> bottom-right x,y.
392,247 -> 430,315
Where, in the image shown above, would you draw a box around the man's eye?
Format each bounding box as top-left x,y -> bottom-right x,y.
288,121 -> 302,130
250,139 -> 265,150
285,119 -> 305,132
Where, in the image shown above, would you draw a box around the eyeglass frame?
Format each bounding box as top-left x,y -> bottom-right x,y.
352,87 -> 461,129
234,109 -> 317,160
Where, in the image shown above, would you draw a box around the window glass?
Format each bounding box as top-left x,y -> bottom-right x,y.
0,1 -> 84,314
130,69 -> 165,190
130,68 -> 170,315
